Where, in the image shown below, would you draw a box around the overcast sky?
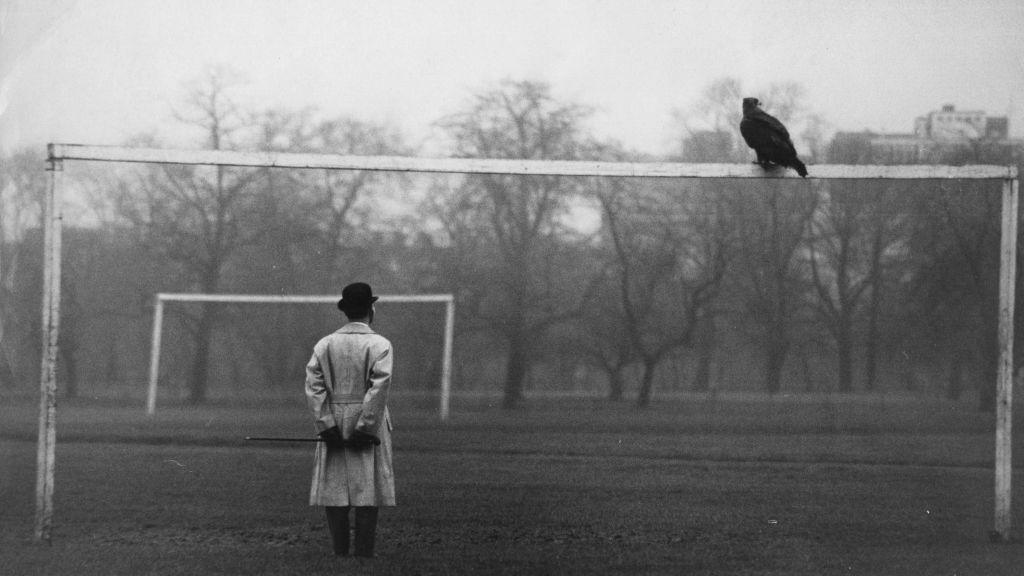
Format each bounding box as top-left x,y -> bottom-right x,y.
2,0 -> 1023,157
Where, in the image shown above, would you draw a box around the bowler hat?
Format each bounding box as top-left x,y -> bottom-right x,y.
337,282 -> 379,313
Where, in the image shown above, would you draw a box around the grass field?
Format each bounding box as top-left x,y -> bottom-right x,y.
2,393 -> 1024,575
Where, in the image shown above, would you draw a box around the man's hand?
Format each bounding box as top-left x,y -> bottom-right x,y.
318,426 -> 345,449
350,430 -> 380,448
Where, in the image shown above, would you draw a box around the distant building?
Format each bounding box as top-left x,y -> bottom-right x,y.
829,131 -> 927,164
830,104 -> 1020,165
914,104 -> 1009,142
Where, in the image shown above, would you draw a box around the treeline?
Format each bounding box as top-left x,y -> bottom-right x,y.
0,70 -> 1019,410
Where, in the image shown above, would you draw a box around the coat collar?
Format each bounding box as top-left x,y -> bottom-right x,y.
337,322 -> 375,335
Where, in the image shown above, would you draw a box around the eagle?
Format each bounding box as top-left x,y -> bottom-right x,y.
739,97 -> 808,177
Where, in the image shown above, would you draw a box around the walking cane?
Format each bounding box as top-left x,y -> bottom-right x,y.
245,436 -> 381,446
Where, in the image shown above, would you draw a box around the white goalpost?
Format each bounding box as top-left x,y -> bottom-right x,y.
36,143 -> 1018,545
145,292 -> 456,418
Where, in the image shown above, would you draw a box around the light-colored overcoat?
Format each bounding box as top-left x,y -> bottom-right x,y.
305,322 -> 395,507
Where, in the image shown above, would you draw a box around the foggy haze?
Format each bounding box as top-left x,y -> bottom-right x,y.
2,0 -> 1024,155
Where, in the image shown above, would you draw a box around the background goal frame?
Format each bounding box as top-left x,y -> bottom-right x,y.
36,143 -> 1018,543
145,292 -> 455,418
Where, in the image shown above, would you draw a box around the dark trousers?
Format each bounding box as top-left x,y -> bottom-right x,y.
325,506 -> 378,557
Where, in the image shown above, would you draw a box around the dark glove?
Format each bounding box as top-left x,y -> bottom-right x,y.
318,426 -> 345,449
350,429 -> 380,448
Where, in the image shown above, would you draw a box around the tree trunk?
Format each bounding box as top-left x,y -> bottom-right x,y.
693,348 -> 712,393
0,347 -> 14,390
977,294 -> 1000,412
977,331 -> 998,412
607,367 -> 625,401
105,339 -> 123,388
693,315 -> 715,393
765,331 -> 788,395
801,354 -> 814,392
502,327 -> 529,409
947,349 -> 964,401
836,320 -> 854,393
189,255 -> 223,405
635,358 -> 657,409
864,273 -> 882,392
188,302 -> 215,404
0,310 -> 13,390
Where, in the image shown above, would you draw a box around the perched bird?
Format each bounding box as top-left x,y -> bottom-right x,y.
739,97 -> 808,177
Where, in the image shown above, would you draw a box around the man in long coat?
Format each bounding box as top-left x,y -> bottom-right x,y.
305,282 -> 395,558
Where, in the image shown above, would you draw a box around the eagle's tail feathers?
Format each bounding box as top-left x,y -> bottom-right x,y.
792,159 -> 808,178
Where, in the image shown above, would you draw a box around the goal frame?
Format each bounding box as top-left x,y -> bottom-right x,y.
145,292 -> 455,417
37,143 -> 1018,544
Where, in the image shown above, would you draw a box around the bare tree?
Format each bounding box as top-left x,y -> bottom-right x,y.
906,180 -> 1002,410
861,189 -> 911,392
731,181 -> 819,394
115,67 -> 261,403
678,78 -> 821,395
828,127 -> 1021,408
674,77 -> 747,162
675,77 -> 816,165
303,117 -> 411,289
231,110 -> 411,388
592,178 -> 728,407
435,79 -> 592,408
807,186 -> 904,392
0,149 -> 46,388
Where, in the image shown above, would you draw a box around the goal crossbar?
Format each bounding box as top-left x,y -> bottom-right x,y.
49,143 -> 1016,180
36,143 -> 1019,544
156,292 -> 454,304
146,293 -> 455,419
